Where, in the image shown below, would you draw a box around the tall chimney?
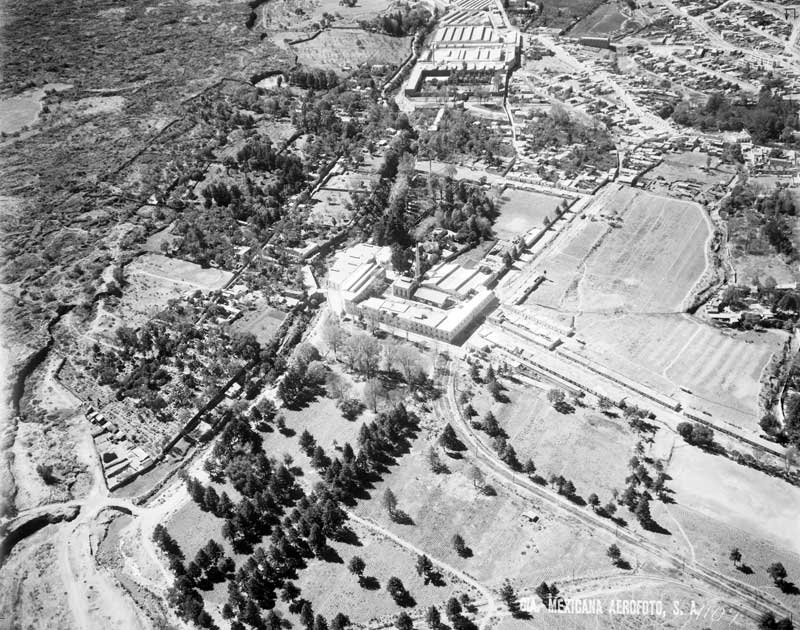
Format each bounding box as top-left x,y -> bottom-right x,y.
415,244 -> 422,281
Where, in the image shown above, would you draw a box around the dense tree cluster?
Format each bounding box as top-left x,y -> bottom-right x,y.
676,422 -> 715,449
362,4 -> 434,36
720,184 -> 798,257
419,109 -> 513,163
672,87 -> 799,145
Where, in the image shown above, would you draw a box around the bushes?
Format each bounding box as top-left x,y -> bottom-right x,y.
676,422 -> 714,449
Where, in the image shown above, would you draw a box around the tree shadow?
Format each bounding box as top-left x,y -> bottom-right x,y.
335,526 -> 362,546
642,520 -> 671,535
392,510 -> 415,525
321,545 -> 344,564
615,559 -> 632,570
737,564 -> 754,575
779,581 -> 800,595
567,494 -> 586,507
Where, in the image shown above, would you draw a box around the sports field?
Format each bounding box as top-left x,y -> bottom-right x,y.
494,188 -> 563,241
522,187 -> 709,313
292,30 -> 411,72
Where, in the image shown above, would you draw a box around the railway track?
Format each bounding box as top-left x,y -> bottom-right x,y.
439,360 -> 796,621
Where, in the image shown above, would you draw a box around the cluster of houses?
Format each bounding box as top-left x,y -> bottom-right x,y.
85,406 -> 156,490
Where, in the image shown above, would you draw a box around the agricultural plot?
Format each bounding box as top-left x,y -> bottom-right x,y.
577,189 -> 709,313
572,313 -> 786,431
522,188 -> 709,313
494,189 -> 563,242
291,30 -> 411,72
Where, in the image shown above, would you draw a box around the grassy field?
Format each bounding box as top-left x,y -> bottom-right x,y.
292,29 -> 411,72
568,3 -> 628,37
231,304 -> 287,345
572,313 -> 786,432
462,374 -> 637,502
494,188 -> 563,242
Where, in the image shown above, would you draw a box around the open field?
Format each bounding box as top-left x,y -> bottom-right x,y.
291,30 -> 411,72
231,304 -> 287,344
352,429 -> 629,591
289,519 -> 468,625
129,253 -> 233,290
571,313 -> 786,431
462,375 -> 638,502
521,187 -> 709,313
494,188 -> 563,241
568,3 -> 628,38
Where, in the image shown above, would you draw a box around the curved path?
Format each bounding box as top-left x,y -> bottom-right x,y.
439,359 -> 796,621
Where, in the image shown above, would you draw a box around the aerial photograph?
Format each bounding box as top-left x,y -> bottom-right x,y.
0,0 -> 799,627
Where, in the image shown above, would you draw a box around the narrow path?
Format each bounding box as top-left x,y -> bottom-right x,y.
345,511 -> 501,630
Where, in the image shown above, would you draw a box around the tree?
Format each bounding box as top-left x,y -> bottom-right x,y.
427,447 -> 447,474
607,544 -> 621,565
221,603 -> 234,620
348,556 -> 366,579
364,378 -> 385,412
547,389 -> 566,406
386,576 -> 407,604
315,615 -> 329,630
467,464 -> 485,489
439,424 -> 460,451
729,547 -> 742,567
499,583 -> 519,614
323,317 -> 347,358
301,602 -> 315,630
425,606 -> 441,629
395,612 -> 414,630
523,458 -> 536,476
445,597 -> 462,620
767,562 -> 788,586
299,429 -> 317,455
635,495 -> 651,526
588,493 -> 600,510
760,613 -> 778,630
760,412 -> 780,436
416,554 -> 433,581
331,613 -> 351,630
382,488 -> 398,518
452,533 -> 467,557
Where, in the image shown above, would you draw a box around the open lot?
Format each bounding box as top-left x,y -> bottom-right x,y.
291,30 -> 411,72
571,313 -> 786,431
521,187 -> 709,313
231,304 -> 287,345
352,432 -> 624,590
494,188 -> 563,242
462,375 -> 637,502
569,3 -> 628,38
